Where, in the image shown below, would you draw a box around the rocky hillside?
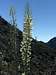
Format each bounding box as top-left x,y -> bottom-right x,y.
0,17 -> 56,75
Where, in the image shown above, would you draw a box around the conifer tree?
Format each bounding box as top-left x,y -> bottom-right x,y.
20,3 -> 32,75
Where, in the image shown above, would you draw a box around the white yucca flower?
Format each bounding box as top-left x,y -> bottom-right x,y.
20,2 -> 32,75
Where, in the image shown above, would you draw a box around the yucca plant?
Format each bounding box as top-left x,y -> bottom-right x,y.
20,3 -> 32,75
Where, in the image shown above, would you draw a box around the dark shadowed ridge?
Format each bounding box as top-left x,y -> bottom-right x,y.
47,37 -> 56,49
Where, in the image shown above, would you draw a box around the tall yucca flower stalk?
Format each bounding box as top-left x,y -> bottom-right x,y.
20,3 -> 32,75
9,7 -> 19,74
9,7 -> 17,63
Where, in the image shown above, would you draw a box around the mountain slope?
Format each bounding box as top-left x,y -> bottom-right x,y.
0,17 -> 56,75
47,37 -> 56,49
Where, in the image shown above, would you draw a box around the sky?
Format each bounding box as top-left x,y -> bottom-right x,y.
0,0 -> 56,42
